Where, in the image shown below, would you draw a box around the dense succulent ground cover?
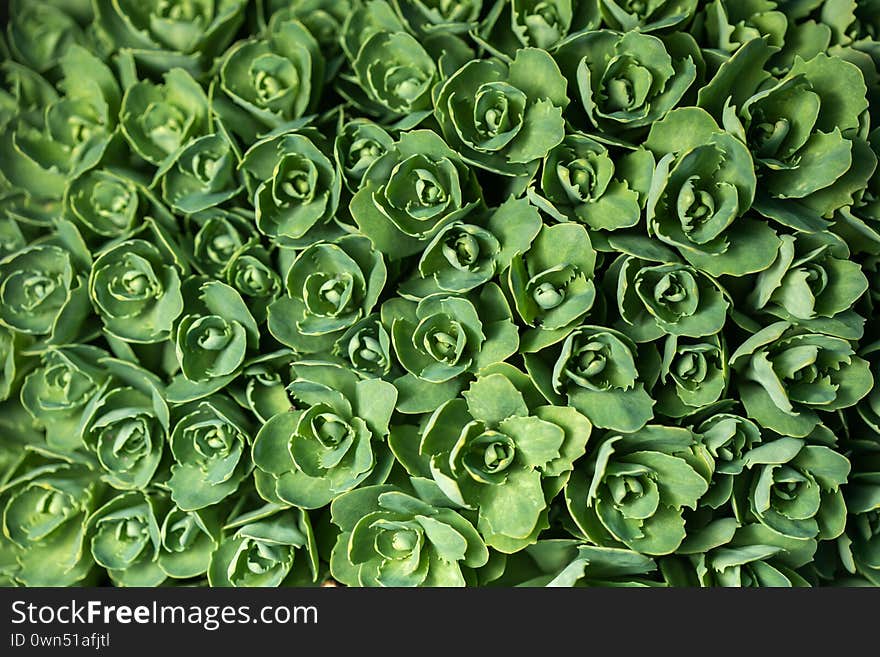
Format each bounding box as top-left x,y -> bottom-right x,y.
1,0 -> 880,587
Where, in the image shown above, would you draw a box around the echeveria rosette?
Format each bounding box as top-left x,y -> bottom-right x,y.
747,232 -> 869,338
351,129 -> 484,258
167,396 -> 254,511
253,361 -> 397,509
268,235 -> 386,354
730,322 -> 874,437
599,0 -> 698,32
0,245 -> 81,337
615,255 -> 730,343
553,29 -> 699,139
701,47 -> 874,228
208,506 -> 318,587
119,67 -> 210,166
79,374 -> 168,491
175,281 -> 260,385
524,325 -> 656,432
92,0 -> 248,74
0,450 -> 104,586
20,345 -> 108,451
89,239 -> 184,344
565,425 -> 711,556
241,129 -> 342,248
219,15 -> 324,129
400,196 -> 542,298
158,505 -> 221,580
155,132 -> 243,214
509,222 -> 597,350
330,484 -> 489,586
383,284 -> 519,412
696,413 -> 765,510
413,372 -> 592,552
731,437 -> 850,556
529,133 -> 654,232
433,48 -> 569,177
477,0 -> 600,56
653,334 -> 728,419
644,108 -> 782,277
87,490 -> 167,587
334,119 -> 394,193
5,0 -> 90,73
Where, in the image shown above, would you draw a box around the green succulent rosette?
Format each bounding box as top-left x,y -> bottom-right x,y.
329,484 -> 489,586
240,128 -> 342,247
747,232 -> 868,337
392,0 -> 483,36
643,108 -> 784,277
565,424 -> 711,556
400,196 -> 542,298
529,133 -> 654,232
219,14 -> 324,129
20,345 -> 108,450
64,167 -> 163,240
119,67 -> 210,166
158,505 -> 222,579
729,322 -> 874,437
701,44 -> 875,228
508,222 -> 597,349
79,365 -> 168,491
5,0 -> 90,74
175,280 -> 260,386
662,543 -> 811,587
398,370 -> 591,551
226,350 -> 294,423
382,283 -> 519,412
0,448 -> 105,586
0,244 -> 83,337
598,0 -> 698,32
525,324 -> 656,432
187,209 -> 254,277
92,0 -> 248,74
653,334 -> 728,418
433,47 -> 569,177
89,239 -> 185,343
0,46 -> 119,204
252,361 -> 396,508
267,235 -> 386,354
224,245 -> 282,324
167,395 -> 254,511
155,132 -> 243,214
208,504 -> 318,587
615,255 -> 730,343
351,129 -> 484,258
731,436 -> 850,554
696,413 -> 765,509
263,0 -> 351,66
553,29 -> 699,138
333,314 -> 396,379
87,489 -> 167,586
334,119 -> 394,193
692,0 -> 788,63
477,0 -> 600,56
